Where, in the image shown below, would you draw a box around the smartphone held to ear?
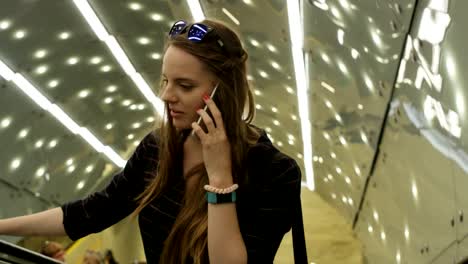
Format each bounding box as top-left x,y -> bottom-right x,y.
191,83 -> 219,136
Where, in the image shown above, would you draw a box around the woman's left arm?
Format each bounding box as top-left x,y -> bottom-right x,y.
191,94 -> 248,264
207,176 -> 247,264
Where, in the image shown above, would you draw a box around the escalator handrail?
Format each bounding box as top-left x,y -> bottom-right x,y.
0,239 -> 63,264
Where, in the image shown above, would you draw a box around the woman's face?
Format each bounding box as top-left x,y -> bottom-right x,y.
161,45 -> 217,131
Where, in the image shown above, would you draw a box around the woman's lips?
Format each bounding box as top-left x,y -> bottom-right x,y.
170,110 -> 183,117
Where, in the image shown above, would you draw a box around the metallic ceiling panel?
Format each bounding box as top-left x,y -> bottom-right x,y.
353,0 -> 468,262
0,81 -> 111,203
305,0 -> 417,220
457,236 -> 468,263
87,0 -> 174,86
440,1 -> 468,259
0,0 -> 155,156
355,114 -> 457,263
454,160 -> 468,261
431,242 -> 457,264
0,0 -> 160,211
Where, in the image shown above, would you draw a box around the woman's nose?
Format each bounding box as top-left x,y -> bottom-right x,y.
161,87 -> 176,102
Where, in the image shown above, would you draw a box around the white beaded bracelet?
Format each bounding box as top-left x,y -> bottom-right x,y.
204,183 -> 239,194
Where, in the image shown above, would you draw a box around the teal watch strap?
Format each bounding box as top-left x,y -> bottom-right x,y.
206,191 -> 237,204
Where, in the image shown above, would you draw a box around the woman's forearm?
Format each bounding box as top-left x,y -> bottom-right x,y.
207,176 -> 247,264
0,207 -> 66,237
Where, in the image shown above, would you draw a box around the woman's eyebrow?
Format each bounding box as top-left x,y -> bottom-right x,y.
161,74 -> 197,83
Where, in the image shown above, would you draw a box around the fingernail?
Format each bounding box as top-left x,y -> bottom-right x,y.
203,94 -> 210,100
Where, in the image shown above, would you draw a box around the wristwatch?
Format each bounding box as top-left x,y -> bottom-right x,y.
206,191 -> 237,204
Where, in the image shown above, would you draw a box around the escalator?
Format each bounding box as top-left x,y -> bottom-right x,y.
0,239 -> 61,264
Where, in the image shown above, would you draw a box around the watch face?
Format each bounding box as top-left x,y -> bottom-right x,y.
206,192 -> 237,204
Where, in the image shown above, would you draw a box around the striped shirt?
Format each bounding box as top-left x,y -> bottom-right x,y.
61,127 -> 302,263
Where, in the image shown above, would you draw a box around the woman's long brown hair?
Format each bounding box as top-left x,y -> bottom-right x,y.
131,19 -> 261,263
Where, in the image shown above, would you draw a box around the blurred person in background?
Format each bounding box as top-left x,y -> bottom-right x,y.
82,250 -> 103,264
104,249 -> 118,264
40,241 -> 66,262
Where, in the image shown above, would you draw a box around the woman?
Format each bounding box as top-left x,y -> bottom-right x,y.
0,19 -> 302,263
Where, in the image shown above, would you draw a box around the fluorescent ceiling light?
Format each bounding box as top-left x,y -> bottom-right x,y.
287,0 -> 314,191
321,81 -> 336,93
0,59 -> 14,81
73,0 -> 109,41
187,0 -> 205,21
0,58 -> 126,168
222,8 -> 240,25
72,0 -> 164,116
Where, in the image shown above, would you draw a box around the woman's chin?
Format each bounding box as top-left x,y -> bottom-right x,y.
173,121 -> 192,131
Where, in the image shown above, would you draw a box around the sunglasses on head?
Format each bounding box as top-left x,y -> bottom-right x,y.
168,20 -> 225,48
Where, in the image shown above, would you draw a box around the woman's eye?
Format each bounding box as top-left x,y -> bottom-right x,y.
180,84 -> 193,89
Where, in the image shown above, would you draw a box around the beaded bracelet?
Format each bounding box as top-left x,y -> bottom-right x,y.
203,183 -> 239,194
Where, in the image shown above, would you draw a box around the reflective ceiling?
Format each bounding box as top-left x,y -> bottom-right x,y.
2,0 -> 468,263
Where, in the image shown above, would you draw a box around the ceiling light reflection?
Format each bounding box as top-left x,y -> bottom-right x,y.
266,43 -> 277,53
354,165 -> 361,176
90,56 -> 102,64
222,8 -> 240,25
10,158 -> 22,171
321,53 -> 330,63
67,57 -> 80,65
404,225 -> 410,241
67,165 -> 76,173
0,20 -> 11,30
36,167 -> 46,178
85,165 -> 94,173
411,179 -> 419,201
48,80 -> 60,88
150,13 -> 164,21
138,37 -> 151,45
129,2 -> 142,10
59,32 -> 71,40
18,129 -> 29,139
381,230 -> 386,241
351,48 -> 360,59
35,65 -> 48,75
321,81 -> 335,93
337,28 -> 344,45
77,180 -> 85,190
1,117 -> 12,128
271,61 -> 281,70
250,39 -> 260,47
107,85 -> 117,92
34,50 -> 48,59
313,0 -> 329,10
14,30 -> 27,39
